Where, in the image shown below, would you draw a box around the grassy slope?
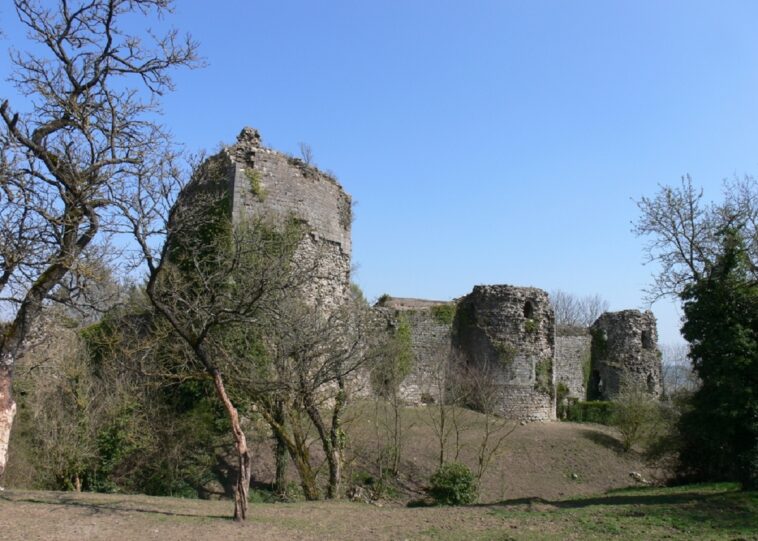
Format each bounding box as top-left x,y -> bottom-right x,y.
0,483 -> 754,540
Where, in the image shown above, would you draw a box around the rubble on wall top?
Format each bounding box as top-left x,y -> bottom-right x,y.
236,126 -> 262,147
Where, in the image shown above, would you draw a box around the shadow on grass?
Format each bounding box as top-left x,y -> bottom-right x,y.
577,427 -> 627,454
487,486 -> 757,535
0,492 -> 231,520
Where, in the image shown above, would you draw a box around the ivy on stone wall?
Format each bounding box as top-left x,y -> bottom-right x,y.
534,357 -> 554,397
430,303 -> 457,326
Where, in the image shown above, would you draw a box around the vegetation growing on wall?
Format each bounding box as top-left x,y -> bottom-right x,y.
494,342 -> 517,367
524,318 -> 538,333
534,358 -> 553,397
431,304 -> 457,326
372,314 -> 414,396
244,168 -> 266,200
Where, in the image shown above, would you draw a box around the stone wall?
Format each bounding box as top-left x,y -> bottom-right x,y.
226,127 -> 352,307
372,298 -> 454,405
588,310 -> 662,400
554,326 -> 590,399
453,285 -> 556,421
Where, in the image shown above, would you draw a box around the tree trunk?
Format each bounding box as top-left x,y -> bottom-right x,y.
211,370 -> 250,521
0,365 -> 16,481
273,399 -> 288,499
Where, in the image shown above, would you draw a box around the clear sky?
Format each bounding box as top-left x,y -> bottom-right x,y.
4,1 -> 758,345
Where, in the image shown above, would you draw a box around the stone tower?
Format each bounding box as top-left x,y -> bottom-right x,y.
588,310 -> 662,400
453,285 -> 556,421
189,127 -> 352,308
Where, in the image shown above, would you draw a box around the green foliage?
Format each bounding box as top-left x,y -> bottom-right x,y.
377,293 -> 391,306
534,357 -> 554,397
612,381 -> 663,452
428,462 -> 478,505
556,382 -> 571,419
566,400 -> 615,425
494,342 -> 517,366
581,349 -> 592,393
677,229 -> 758,489
430,303 -> 457,326
371,313 -> 414,396
524,318 -> 538,333
244,168 -> 266,200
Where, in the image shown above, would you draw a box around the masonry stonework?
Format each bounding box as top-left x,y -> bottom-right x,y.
198,127 -> 352,308
187,127 -> 662,421
554,326 -> 591,400
453,285 -> 556,421
588,310 -> 662,400
374,298 -> 454,405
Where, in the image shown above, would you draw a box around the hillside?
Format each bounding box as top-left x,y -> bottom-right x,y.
245,406 -> 662,503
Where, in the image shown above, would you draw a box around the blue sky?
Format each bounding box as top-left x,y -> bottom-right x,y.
4,1 -> 758,344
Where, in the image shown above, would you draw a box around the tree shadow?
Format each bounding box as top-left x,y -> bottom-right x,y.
578,427 -> 626,454
485,487 -> 757,535
0,492 -> 231,520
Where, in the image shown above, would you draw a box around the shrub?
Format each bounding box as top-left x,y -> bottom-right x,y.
612,382 -> 662,451
567,400 -> 615,425
428,462 -> 478,505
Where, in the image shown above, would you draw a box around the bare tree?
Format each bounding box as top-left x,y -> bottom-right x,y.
298,142 -> 314,165
459,359 -> 517,486
0,0 -> 198,481
237,295 -> 381,500
550,290 -> 610,326
130,171 -> 306,519
659,343 -> 698,395
633,175 -> 758,300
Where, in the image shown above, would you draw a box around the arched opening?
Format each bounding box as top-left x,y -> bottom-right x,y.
523,300 -> 535,320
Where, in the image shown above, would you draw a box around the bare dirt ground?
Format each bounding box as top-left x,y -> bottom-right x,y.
248,408 -> 663,504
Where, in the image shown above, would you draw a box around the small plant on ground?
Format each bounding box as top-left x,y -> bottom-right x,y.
428,462 -> 478,505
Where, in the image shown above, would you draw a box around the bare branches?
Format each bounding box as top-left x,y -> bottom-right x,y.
550,290 -> 609,327
633,175 -> 758,300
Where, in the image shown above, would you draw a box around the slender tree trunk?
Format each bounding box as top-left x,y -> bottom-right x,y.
211,370 -> 250,521
0,364 -> 16,481
273,399 -> 288,499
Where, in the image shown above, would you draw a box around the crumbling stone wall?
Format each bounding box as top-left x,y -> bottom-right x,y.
453,285 -> 556,421
372,298 -> 454,405
555,326 -> 591,399
194,127 -> 352,308
588,310 -> 662,400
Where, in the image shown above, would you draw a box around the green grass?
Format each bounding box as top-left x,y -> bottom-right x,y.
478,483 -> 758,541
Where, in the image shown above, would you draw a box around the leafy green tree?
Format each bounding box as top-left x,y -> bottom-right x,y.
678,229 -> 758,489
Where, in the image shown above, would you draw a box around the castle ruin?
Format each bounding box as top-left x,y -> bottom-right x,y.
193,127 -> 662,421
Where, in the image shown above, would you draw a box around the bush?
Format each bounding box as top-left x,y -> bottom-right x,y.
612,382 -> 663,451
428,463 -> 478,505
566,400 -> 615,425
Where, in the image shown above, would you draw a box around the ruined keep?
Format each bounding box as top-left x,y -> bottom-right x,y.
588,310 -> 662,400
192,127 -> 352,307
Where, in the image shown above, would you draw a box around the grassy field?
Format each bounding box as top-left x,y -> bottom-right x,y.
0,483 -> 755,540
